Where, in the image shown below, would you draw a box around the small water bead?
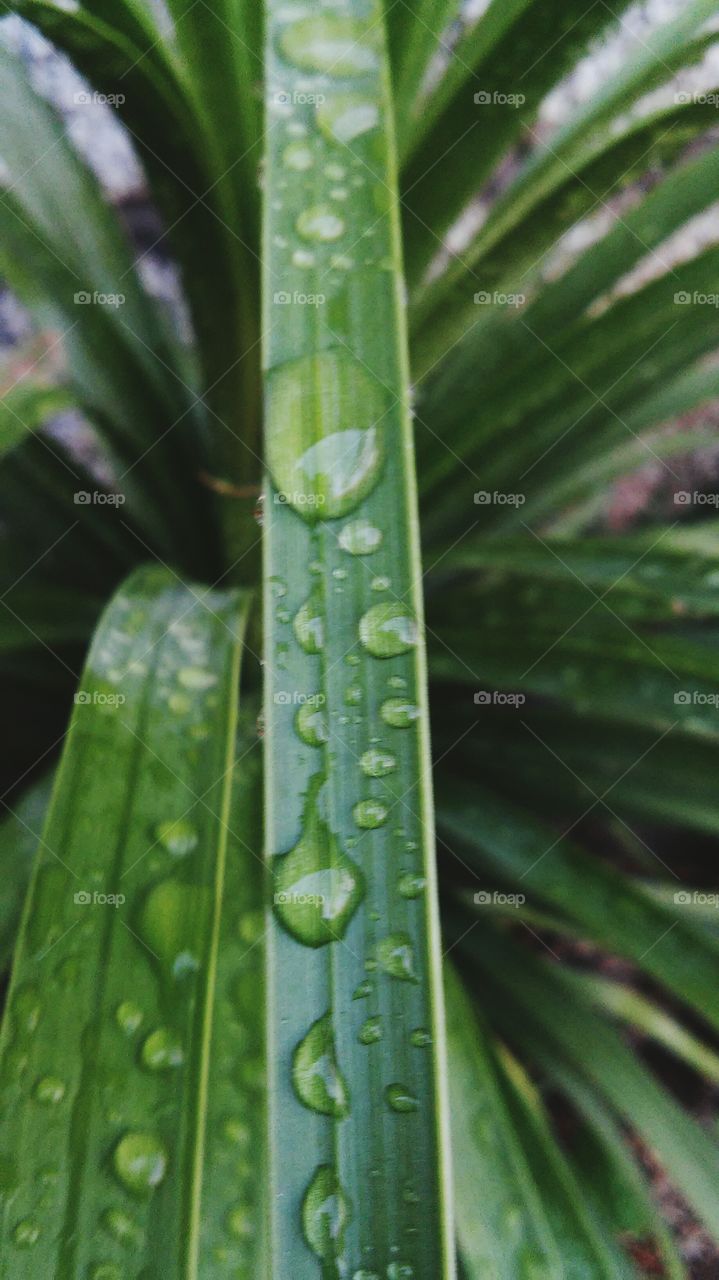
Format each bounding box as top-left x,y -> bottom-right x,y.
387,1265 -> 414,1279
360,748 -> 396,778
168,692 -> 191,715
141,1028 -> 184,1071
397,874 -> 426,900
330,253 -> 354,271
13,1219 -> 40,1248
296,702 -> 329,747
385,1084 -> 419,1113
155,818 -> 198,858
374,933 -> 417,982
13,986 -> 41,1034
353,979 -> 373,1000
113,1132 -> 168,1197
339,519 -> 383,555
302,1164 -> 351,1264
332,566 -> 348,581
267,350 -> 386,523
178,666 -> 216,691
345,685 -> 362,706
325,162 -> 346,180
34,1075 -> 65,1104
283,141 -> 314,171
360,604 -> 417,658
371,576 -> 391,592
223,1118 -> 251,1148
294,591 -> 324,653
102,1207 -> 142,1245
297,205 -> 345,243
280,15 -> 379,77
358,1015 -> 382,1045
317,94 -> 380,144
330,187 -> 349,201
381,698 -> 420,728
292,248 -> 316,268
226,1205 -> 254,1240
292,1013 -> 349,1117
353,799 -> 389,829
273,777 -> 365,947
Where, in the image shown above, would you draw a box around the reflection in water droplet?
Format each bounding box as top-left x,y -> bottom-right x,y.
358,1015 -> 382,1045
302,1164 -> 351,1263
141,1028 -> 184,1071
374,933 -> 417,982
339,519 -> 383,555
13,986 -> 41,1034
385,1083 -> 419,1113
381,698 -> 420,728
115,1002 -> 143,1036
33,1075 -> 65,1104
360,604 -> 417,658
155,818 -> 198,858
292,1013 -> 349,1117
318,94 -> 380,144
280,16 -> 379,77
353,799 -> 389,830
273,777 -> 365,946
137,879 -> 206,979
267,350 -> 385,523
295,702 -> 329,748
297,205 -> 345,243
113,1132 -> 168,1196
294,591 -> 324,653
360,749 -> 396,778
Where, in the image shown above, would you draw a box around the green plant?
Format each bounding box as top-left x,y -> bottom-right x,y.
1,0 -> 719,1275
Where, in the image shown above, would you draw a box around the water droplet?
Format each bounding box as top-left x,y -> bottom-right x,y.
381,698 -> 420,728
374,933 -> 417,982
339,519 -> 383,555
397,873 -> 425,899
360,604 -> 417,658
280,16 -> 379,77
141,1028 -> 184,1071
13,986 -> 41,1034
297,205 -> 345,243
267,350 -> 385,523
330,253 -> 354,271
388,675 -> 406,690
168,692 -> 191,715
178,666 -> 216,691
155,818 -> 198,858
385,1083 -> 419,1113
353,799 -> 389,829
387,1264 -> 414,1279
137,880 -> 207,979
358,1015 -> 382,1045
283,141 -> 314,171
293,1013 -> 349,1117
318,94 -> 380,144
371,575 -> 391,592
345,684 -> 362,706
34,1075 -> 65,1104
302,1164 -> 351,1263
410,1028 -> 432,1047
292,248 -> 316,269
294,590 -> 324,653
113,1132 -> 168,1197
353,1271 -> 380,1280
102,1207 -> 142,1245
273,776 -> 365,947
353,979 -> 373,1000
226,1205 -> 254,1240
296,702 -> 329,747
360,748 -> 396,777
13,1219 -> 40,1248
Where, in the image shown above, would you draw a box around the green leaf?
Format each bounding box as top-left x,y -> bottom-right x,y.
262,4 -> 453,1276
0,774 -> 53,970
0,565 -> 252,1274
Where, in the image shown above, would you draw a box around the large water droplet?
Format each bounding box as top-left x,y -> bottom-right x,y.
141,1028 -> 184,1071
294,590 -> 324,653
267,350 -> 385,523
339,519 -> 383,555
381,698 -> 420,728
292,1013 -> 349,1117
360,748 -> 396,778
374,933 -> 417,982
318,94 -> 380,144
280,16 -> 379,77
297,205 -> 345,243
113,1132 -> 168,1197
385,1083 -> 419,1113
360,604 -> 417,658
302,1165 -> 351,1264
296,702 -> 329,747
353,799 -> 389,829
155,818 -> 198,858
273,776 -> 365,947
